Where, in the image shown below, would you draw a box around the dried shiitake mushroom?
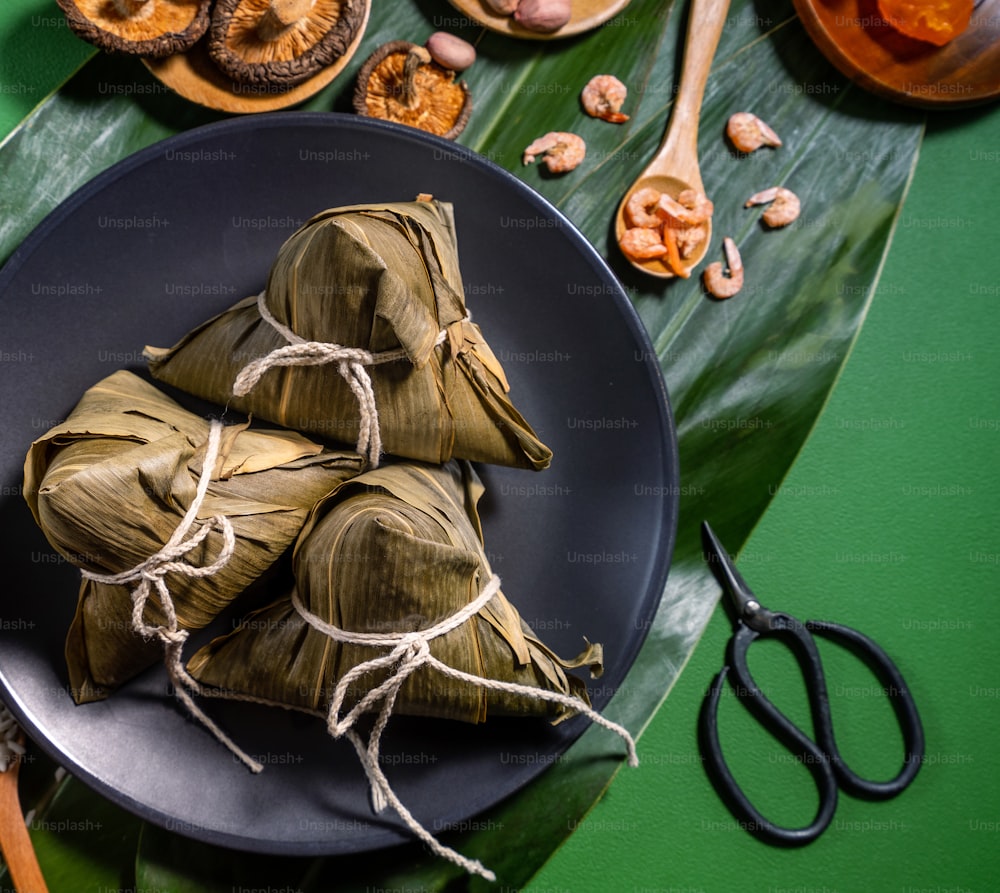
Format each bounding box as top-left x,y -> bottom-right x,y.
353,39 -> 473,140
208,0 -> 367,87
55,0 -> 212,57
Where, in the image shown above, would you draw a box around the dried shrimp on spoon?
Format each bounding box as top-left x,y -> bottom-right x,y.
614,0 -> 731,278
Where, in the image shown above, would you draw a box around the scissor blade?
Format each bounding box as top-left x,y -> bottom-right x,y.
700,521 -> 758,617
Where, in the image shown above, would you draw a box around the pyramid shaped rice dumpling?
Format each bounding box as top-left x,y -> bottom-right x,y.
144,199 -> 552,471
187,460 -> 600,723
23,370 -> 364,703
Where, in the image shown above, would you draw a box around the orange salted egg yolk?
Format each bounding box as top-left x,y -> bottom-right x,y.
876,0 -> 975,46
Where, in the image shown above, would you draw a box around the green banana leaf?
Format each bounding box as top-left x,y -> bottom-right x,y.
1,0 -> 923,888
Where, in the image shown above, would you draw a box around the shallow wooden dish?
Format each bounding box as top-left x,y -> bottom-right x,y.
143,0 -> 371,113
447,0 -> 633,39
792,0 -> 1000,108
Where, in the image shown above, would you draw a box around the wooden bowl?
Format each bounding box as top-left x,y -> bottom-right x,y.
446,0 -> 634,40
792,0 -> 1000,108
143,0 -> 371,113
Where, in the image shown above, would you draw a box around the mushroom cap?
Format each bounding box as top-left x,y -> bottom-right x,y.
56,0 -> 212,57
208,0 -> 367,88
352,40 -> 473,141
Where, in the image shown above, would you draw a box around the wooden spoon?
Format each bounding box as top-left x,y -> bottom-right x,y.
615,0 -> 731,278
0,709 -> 48,893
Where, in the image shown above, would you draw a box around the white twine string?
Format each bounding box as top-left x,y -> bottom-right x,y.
80,421 -> 263,773
232,292 -> 452,468
292,573 -> 638,882
0,706 -> 26,771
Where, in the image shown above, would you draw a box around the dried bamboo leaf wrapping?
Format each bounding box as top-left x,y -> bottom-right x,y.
188,461 -> 600,723
22,370 -> 365,702
144,200 -> 552,470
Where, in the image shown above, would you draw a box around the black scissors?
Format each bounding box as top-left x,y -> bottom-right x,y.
698,521 -> 924,846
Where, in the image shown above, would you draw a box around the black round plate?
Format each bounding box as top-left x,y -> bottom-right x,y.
0,113 -> 678,856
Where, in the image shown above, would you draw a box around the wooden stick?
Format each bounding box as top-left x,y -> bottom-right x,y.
0,739 -> 49,893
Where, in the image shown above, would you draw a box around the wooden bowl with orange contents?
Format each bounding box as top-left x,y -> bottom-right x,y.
792,0 -> 1000,108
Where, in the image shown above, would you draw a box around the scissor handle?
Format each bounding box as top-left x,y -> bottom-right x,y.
804,619 -> 925,798
701,614 -> 924,845
701,619 -> 838,846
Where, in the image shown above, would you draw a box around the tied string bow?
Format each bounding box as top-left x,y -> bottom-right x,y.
80,420 -> 263,773
292,573 -> 638,882
232,292 -> 458,468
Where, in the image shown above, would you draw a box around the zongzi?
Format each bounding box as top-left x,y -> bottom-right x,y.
23,370 -> 364,703
144,198 -> 552,471
187,458 -> 636,881
187,459 -> 599,722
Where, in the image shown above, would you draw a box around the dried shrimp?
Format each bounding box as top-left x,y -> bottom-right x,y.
618,184 -> 713,276
522,131 -> 586,173
745,186 -> 801,227
619,227 -> 668,261
675,223 -> 708,260
659,189 -> 714,227
581,74 -> 629,123
726,112 -> 782,153
702,237 -> 744,299
625,187 -> 664,229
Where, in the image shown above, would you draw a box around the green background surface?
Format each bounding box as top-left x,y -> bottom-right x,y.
1,1 -> 998,891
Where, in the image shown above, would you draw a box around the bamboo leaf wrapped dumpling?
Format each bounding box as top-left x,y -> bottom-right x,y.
143,199 -> 552,471
23,370 -> 364,704
186,459 -> 637,879
187,460 -> 601,723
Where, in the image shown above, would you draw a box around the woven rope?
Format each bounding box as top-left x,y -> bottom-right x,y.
81,421 -> 262,773
0,706 -> 26,772
291,573 -> 638,881
232,292 -> 448,468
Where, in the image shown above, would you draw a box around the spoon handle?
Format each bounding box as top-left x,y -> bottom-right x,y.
657,0 -> 731,167
0,758 -> 49,893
